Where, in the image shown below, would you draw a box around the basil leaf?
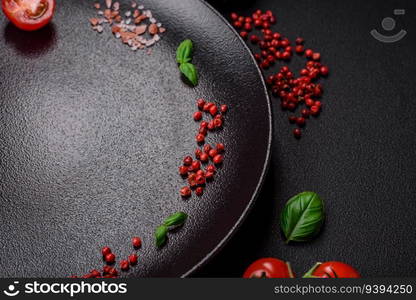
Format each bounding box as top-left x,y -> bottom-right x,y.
176,39 -> 193,64
155,225 -> 168,248
163,211 -> 188,227
179,62 -> 198,86
280,191 -> 324,243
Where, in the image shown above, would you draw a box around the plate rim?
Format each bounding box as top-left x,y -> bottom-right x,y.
181,0 -> 273,277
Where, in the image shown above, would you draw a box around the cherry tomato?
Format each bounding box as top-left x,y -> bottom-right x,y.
305,261 -> 360,278
2,0 -> 56,31
243,258 -> 294,278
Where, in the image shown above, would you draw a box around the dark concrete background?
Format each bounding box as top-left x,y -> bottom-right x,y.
196,0 -> 416,277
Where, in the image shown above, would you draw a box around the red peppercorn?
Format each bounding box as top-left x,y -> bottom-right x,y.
128,253 -> 138,265
90,269 -> 101,277
132,237 -> 142,248
195,149 -> 202,159
216,143 -> 225,153
197,98 -> 205,110
180,186 -> 191,198
105,253 -> 116,264
305,49 -> 313,58
195,187 -> 204,196
184,156 -> 193,166
213,154 -> 223,165
310,105 -> 320,115
200,121 -> 208,128
295,45 -> 304,54
296,117 -> 306,127
295,37 -> 304,44
196,169 -> 205,176
305,98 -> 314,107
196,174 -> 205,185
233,21 -> 242,28
288,116 -> 296,123
196,134 -> 205,143
293,128 -> 302,138
282,51 -> 291,60
191,160 -> 201,171
244,23 -> 252,31
262,21 -> 270,29
209,105 -> 218,116
199,152 -> 209,163
312,52 -> 321,61
207,120 -> 215,130
208,149 -> 218,158
120,260 -> 129,271
108,267 -> 118,277
240,31 -> 248,39
320,66 -> 329,76
206,164 -> 216,173
270,15 -> 276,24
301,109 -> 310,118
254,19 -> 262,27
193,111 -> 202,121
230,12 -> 238,20
205,171 -> 214,180
213,118 -> 223,128
102,247 -> 112,257
220,104 -> 228,113
250,35 -> 259,44
103,265 -> 112,274
203,144 -> 212,153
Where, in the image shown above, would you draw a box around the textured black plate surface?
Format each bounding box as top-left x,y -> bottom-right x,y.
0,0 -> 271,277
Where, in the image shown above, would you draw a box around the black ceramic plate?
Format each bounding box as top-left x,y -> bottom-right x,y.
0,0 -> 271,277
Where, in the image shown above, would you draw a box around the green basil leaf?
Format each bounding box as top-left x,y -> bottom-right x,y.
179,62 -> 198,86
155,225 -> 168,248
163,211 -> 188,227
176,39 -> 193,64
280,191 -> 324,243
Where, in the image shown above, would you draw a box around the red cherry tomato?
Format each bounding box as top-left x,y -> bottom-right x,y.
306,261 -> 360,278
2,0 -> 56,31
243,258 -> 294,278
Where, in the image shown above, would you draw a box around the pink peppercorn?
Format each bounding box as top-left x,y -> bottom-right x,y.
129,254 -> 138,265
213,154 -> 223,165
102,247 -> 111,257
105,253 -> 115,264
132,237 -> 142,248
180,186 -> 191,198
196,134 -> 205,143
179,166 -> 188,176
220,104 -> 228,113
191,160 -> 201,171
199,152 -> 209,163
193,111 -> 202,121
195,187 -> 204,196
216,143 -> 225,153
120,260 -> 129,271
183,156 -> 193,166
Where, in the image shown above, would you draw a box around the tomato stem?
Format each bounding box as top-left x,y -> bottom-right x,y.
286,262 -> 295,278
302,262 -> 322,278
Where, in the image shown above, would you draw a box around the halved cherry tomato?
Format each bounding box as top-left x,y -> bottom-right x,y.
2,0 -> 55,31
304,261 -> 360,278
243,258 -> 294,278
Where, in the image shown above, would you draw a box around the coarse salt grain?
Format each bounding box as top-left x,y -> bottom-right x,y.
91,0 -> 165,51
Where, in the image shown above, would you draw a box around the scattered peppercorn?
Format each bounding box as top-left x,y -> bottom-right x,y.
132,237 -> 142,248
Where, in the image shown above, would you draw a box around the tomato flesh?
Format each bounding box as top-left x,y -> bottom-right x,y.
243,258 -> 294,278
2,0 -> 55,31
311,261 -> 360,278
